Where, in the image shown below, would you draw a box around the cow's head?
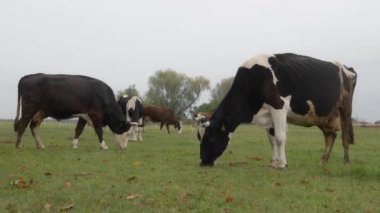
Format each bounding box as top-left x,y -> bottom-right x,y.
195,114 -> 209,141
175,121 -> 183,133
200,120 -> 231,166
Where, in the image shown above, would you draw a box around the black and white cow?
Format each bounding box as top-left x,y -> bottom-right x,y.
200,53 -> 357,168
117,95 -> 144,141
14,73 -> 130,149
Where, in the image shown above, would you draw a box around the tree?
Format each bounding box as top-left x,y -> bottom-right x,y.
145,69 -> 209,118
116,85 -> 140,98
211,77 -> 234,104
193,77 -> 234,113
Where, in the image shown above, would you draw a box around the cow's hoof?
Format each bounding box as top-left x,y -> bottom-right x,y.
100,141 -> 109,150
272,162 -> 287,169
37,145 -> 46,149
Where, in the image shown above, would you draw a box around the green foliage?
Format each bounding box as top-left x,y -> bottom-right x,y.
0,121 -> 379,212
195,100 -> 219,113
145,69 -> 209,118
211,77 -> 234,104
116,84 -> 140,98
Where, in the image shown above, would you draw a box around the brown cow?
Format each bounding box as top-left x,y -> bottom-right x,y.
143,105 -> 182,134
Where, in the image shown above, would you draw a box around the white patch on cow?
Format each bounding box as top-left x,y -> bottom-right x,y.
32,125 -> 45,149
194,113 -> 206,121
72,138 -> 79,149
269,102 -> 289,169
113,132 -> 128,149
251,104 -> 272,128
73,114 -> 93,126
334,61 -> 357,79
202,121 -> 210,127
100,140 -> 109,150
252,95 -> 291,168
197,124 -> 206,140
241,54 -> 278,84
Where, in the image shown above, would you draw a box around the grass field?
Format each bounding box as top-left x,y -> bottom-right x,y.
0,121 -> 379,212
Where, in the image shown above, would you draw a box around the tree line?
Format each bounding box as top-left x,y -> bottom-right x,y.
116,69 -> 234,119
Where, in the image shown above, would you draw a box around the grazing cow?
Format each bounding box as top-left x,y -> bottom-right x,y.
192,111 -> 213,141
117,95 -> 144,141
143,105 -> 182,134
200,53 -> 357,168
14,73 -> 130,149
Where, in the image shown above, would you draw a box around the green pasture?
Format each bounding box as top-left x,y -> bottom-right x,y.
0,121 -> 379,212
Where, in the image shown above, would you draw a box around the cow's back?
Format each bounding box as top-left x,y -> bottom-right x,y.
18,73 -> 118,119
269,53 -> 342,118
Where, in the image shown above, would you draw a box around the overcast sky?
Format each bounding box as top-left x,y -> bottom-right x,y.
1,0 -> 379,121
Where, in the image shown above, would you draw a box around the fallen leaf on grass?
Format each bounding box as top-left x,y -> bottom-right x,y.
365,208 -> 376,213
44,172 -> 52,177
274,182 -> 282,187
300,179 -> 309,185
127,194 -> 142,200
11,177 -> 34,189
251,156 -> 263,161
132,161 -> 141,167
64,181 -> 72,189
325,188 -> 335,193
13,180 -> 28,189
226,196 -> 233,203
44,203 -> 53,210
73,172 -> 94,179
1,140 -> 14,144
59,203 -> 74,212
228,161 -> 248,167
180,193 -> 194,202
127,176 -> 138,182
224,208 -> 231,213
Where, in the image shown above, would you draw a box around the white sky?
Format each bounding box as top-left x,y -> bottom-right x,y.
0,0 -> 379,121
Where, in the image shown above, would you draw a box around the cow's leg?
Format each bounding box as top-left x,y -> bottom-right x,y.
166,123 -> 171,134
270,107 -> 288,169
137,126 -> 143,141
15,110 -> 36,148
137,119 -> 143,141
339,105 -> 351,164
72,118 -> 87,149
266,128 -> 278,167
129,124 -> 138,141
160,122 -> 164,131
89,114 -> 108,150
319,127 -> 337,164
29,111 -> 46,149
320,129 -> 336,162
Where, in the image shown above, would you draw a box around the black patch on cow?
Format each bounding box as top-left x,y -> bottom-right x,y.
269,53 -> 341,117
269,128 -> 275,136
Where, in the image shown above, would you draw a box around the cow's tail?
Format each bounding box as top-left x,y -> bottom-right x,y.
14,90 -> 21,132
337,62 -> 357,145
